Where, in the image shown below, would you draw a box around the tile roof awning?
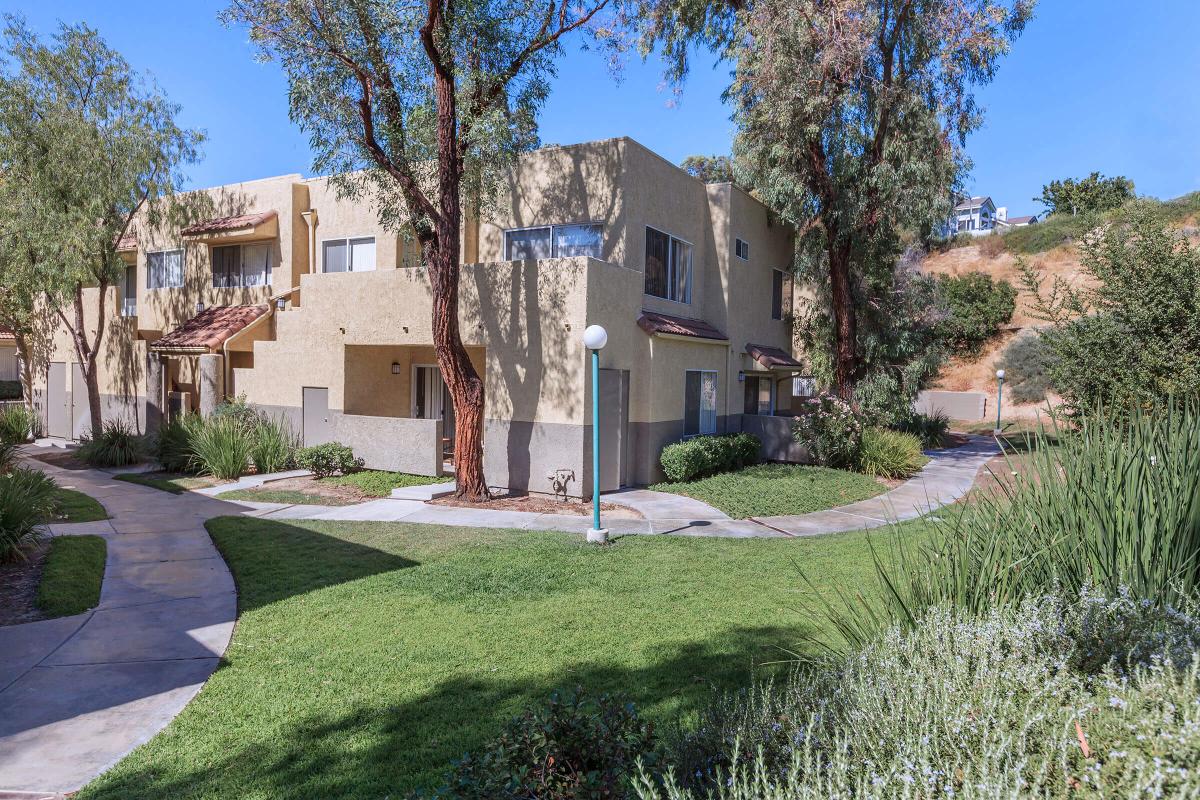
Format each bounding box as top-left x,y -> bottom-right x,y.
0,326 -> 15,343
116,231 -> 138,252
636,310 -> 728,342
181,210 -> 278,242
151,305 -> 269,354
746,343 -> 804,371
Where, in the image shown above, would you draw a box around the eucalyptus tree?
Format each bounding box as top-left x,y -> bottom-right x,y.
722,0 -> 1034,396
0,175 -> 48,411
0,18 -> 201,437
223,0 -> 629,500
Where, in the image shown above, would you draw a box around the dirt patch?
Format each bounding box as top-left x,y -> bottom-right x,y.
430,492 -> 644,519
29,451 -> 89,470
0,543 -> 50,626
237,476 -> 370,505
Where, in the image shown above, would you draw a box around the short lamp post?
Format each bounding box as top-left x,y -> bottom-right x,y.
583,324 -> 608,544
994,369 -> 1006,436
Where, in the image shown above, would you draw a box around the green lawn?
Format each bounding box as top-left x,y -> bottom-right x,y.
649,463 -> 887,518
216,488 -> 353,506
36,535 -> 106,617
321,470 -> 448,496
76,517 -> 926,799
115,472 -> 224,494
50,487 -> 109,522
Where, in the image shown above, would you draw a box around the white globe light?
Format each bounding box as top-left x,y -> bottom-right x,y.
996,369 -> 1006,380
583,324 -> 608,350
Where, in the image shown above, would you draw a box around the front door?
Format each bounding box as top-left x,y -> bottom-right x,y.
598,368 -> 629,492
302,387 -> 332,446
47,362 -> 69,438
71,363 -> 91,440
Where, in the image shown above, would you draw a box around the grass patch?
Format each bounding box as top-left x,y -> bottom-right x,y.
321,470 -> 446,497
50,488 -> 108,522
649,463 -> 887,518
75,517 -> 924,799
115,472 -> 224,495
216,488 -> 353,507
35,535 -> 106,618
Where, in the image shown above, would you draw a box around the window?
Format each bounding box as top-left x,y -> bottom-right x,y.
684,370 -> 718,436
504,223 -> 603,260
743,375 -> 774,416
771,269 -> 793,320
121,264 -> 137,317
645,227 -> 692,303
322,236 -> 376,273
793,376 -> 816,398
146,249 -> 184,289
735,238 -> 750,260
212,243 -> 272,288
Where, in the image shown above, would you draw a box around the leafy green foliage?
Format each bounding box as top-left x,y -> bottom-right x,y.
658,433 -> 761,483
791,394 -> 863,469
323,470 -> 444,497
1036,172 -> 1136,216
295,442 -> 364,479
153,413 -> 204,473
679,154 -> 736,185
935,272 -> 1017,356
436,689 -> 656,800
894,410 -> 950,449
76,419 -> 147,467
645,593 -> 1200,799
649,463 -> 885,519
189,415 -> 253,480
996,333 -> 1056,404
0,466 -> 56,561
36,534 -> 105,618
856,428 -> 925,479
249,415 -> 298,475
1023,203 -> 1200,411
0,403 -> 35,445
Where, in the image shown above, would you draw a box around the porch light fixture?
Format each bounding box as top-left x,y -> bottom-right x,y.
275,297 -> 286,311
994,369 -> 1006,436
737,371 -> 745,383
391,362 -> 401,375
195,301 -> 205,313
582,324 -> 608,544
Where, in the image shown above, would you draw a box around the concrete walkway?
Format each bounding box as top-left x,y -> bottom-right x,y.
230,436 -> 1000,538
0,451 -> 244,796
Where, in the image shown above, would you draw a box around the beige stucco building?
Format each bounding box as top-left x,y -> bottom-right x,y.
30,137 -> 810,496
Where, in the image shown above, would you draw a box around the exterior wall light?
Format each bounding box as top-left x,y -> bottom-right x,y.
391,362 -> 402,375
275,297 -> 286,311
195,301 -> 205,313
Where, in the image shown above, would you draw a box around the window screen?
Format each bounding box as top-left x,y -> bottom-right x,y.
645,228 -> 670,299
505,227 -> 552,260
323,240 -> 348,273
147,249 -> 184,289
349,237 -> 376,271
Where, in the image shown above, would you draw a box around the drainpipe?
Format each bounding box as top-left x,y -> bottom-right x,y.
300,209 -> 318,277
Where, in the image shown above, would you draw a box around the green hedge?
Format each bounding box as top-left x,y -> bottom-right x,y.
659,433 -> 761,483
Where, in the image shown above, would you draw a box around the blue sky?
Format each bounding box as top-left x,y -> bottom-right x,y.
8,1 -> 1200,219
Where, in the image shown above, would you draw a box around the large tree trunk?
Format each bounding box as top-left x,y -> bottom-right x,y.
827,240 -> 858,399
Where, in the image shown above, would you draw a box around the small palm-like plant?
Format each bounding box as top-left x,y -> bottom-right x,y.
250,415 -> 298,475
0,467 -> 57,561
77,419 -> 147,467
189,415 -> 252,480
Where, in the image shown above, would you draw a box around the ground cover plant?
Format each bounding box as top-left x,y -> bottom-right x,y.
51,487 -> 108,522
323,470 -> 445,497
75,518 -> 914,798
216,487 -> 354,507
35,534 -> 106,617
649,463 -> 885,519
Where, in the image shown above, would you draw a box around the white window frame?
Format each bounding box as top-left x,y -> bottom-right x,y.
146,248 -> 185,290
645,225 -> 693,305
735,238 -> 750,260
211,242 -> 273,289
321,235 -> 377,273
503,222 -> 604,261
683,369 -> 718,437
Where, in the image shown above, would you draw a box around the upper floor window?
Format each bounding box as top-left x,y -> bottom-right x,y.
771,268 -> 793,320
735,238 -> 750,260
504,223 -> 603,260
645,227 -> 692,303
146,249 -> 184,289
323,236 -> 376,273
212,243 -> 272,288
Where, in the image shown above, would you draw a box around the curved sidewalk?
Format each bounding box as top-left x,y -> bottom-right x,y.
0,452 -> 242,796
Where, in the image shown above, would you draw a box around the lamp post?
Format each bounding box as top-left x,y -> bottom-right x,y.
583,324 -> 608,544
994,369 -> 1006,436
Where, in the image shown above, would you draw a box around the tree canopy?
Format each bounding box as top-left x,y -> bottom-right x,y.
1035,172 -> 1135,217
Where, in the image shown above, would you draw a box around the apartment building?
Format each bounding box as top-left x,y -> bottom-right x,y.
32,137 -> 808,496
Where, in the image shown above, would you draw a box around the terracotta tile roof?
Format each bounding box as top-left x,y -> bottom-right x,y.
181,210 -> 278,237
151,305 -> 269,353
116,231 -> 138,251
636,310 -> 728,341
746,342 -> 803,370
0,326 -> 15,342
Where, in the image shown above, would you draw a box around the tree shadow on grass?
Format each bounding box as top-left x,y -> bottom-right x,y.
79,623 -> 805,800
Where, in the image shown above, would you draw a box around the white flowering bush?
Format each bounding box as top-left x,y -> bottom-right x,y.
791,394 -> 864,469
637,592 -> 1200,800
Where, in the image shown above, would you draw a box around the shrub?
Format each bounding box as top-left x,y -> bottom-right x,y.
154,414 -> 204,473
76,419 -> 147,467
996,332 -> 1056,404
644,593 -> 1200,799
935,272 -> 1017,357
211,393 -> 263,430
250,415 -> 298,475
0,380 -> 21,400
0,440 -> 17,474
295,442 -> 363,478
0,404 -> 35,445
894,409 -> 949,449
436,689 -> 656,800
0,467 -> 57,561
791,394 -> 863,470
856,427 -> 924,478
659,433 -> 761,483
851,370 -> 919,428
189,415 -> 253,480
